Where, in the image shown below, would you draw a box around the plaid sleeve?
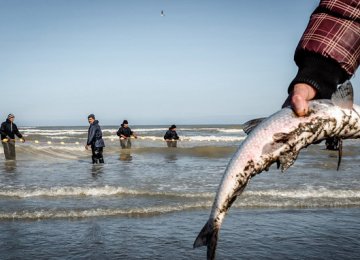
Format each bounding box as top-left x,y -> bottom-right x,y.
298,0 -> 360,75
289,0 -> 360,99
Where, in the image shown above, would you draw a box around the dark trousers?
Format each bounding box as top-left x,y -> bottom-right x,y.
120,138 -> 131,149
2,142 -> 16,160
91,146 -> 104,164
166,140 -> 177,147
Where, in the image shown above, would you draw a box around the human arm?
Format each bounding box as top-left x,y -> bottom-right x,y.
286,0 -> 360,116
0,123 -> 6,140
174,131 -> 179,140
130,129 -> 137,138
86,126 -> 95,147
116,128 -> 121,137
13,124 -> 25,142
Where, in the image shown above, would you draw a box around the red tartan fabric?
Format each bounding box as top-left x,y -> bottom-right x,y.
298,0 -> 360,75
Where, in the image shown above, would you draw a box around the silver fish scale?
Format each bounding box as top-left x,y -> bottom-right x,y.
212,100 -> 360,230
194,85 -> 360,260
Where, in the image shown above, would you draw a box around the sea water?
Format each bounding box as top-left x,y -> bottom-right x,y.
0,125 -> 359,259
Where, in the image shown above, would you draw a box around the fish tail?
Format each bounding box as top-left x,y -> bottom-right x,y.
193,219 -> 219,260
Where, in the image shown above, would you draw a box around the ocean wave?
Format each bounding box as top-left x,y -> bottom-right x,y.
136,136 -> 164,141
1,186 -> 360,202
14,135 -> 245,147
0,203 -> 211,220
21,126 -> 245,136
133,127 -> 244,133
244,189 -> 360,199
216,129 -> 243,133
22,129 -> 86,136
0,186 -> 213,199
133,128 -> 170,132
1,194 -> 360,220
183,135 -> 245,142
119,135 -> 245,142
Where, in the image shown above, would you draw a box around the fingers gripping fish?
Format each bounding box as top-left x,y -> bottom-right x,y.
193,81 -> 360,260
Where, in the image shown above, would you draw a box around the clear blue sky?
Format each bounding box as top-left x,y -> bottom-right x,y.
1,0 -> 359,126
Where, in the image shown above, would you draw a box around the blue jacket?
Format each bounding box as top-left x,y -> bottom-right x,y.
87,120 -> 105,147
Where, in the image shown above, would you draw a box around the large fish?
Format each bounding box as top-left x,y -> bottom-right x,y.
193,81 -> 360,260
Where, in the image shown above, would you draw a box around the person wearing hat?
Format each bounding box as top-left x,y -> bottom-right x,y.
116,120 -> 137,149
85,114 -> 105,164
164,124 -> 180,147
1,114 -> 25,160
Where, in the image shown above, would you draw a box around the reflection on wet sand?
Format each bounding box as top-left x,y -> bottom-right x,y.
4,160 -> 17,173
91,164 -> 104,177
119,150 -> 133,162
165,153 -> 177,162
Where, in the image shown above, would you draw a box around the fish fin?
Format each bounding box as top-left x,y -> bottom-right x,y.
331,80 -> 353,109
325,137 -> 340,151
312,139 -> 323,145
193,220 -> 219,260
279,150 -> 299,172
193,220 -> 214,248
242,117 -> 266,135
337,139 -> 343,171
273,132 -> 291,143
262,142 -> 284,154
261,133 -> 291,154
276,159 -> 280,169
193,182 -> 249,259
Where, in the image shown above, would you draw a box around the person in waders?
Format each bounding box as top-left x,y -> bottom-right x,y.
1,114 -> 25,160
116,120 -> 137,149
85,114 -> 105,164
164,124 -> 180,147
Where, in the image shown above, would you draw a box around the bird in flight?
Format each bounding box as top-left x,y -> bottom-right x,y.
161,10 -> 165,16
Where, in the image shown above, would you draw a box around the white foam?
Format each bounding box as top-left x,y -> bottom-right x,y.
137,136 -> 164,141
0,186 -> 213,198
133,128 -> 169,132
22,129 -> 86,136
0,202 -> 212,220
216,129 -> 244,133
244,188 -> 360,199
183,135 -> 246,142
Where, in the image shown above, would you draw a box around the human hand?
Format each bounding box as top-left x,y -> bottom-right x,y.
2,138 -> 9,143
20,138 -> 25,143
85,145 -> 89,150
283,83 -> 317,116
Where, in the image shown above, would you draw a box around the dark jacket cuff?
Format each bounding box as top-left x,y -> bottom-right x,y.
288,51 -> 349,99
